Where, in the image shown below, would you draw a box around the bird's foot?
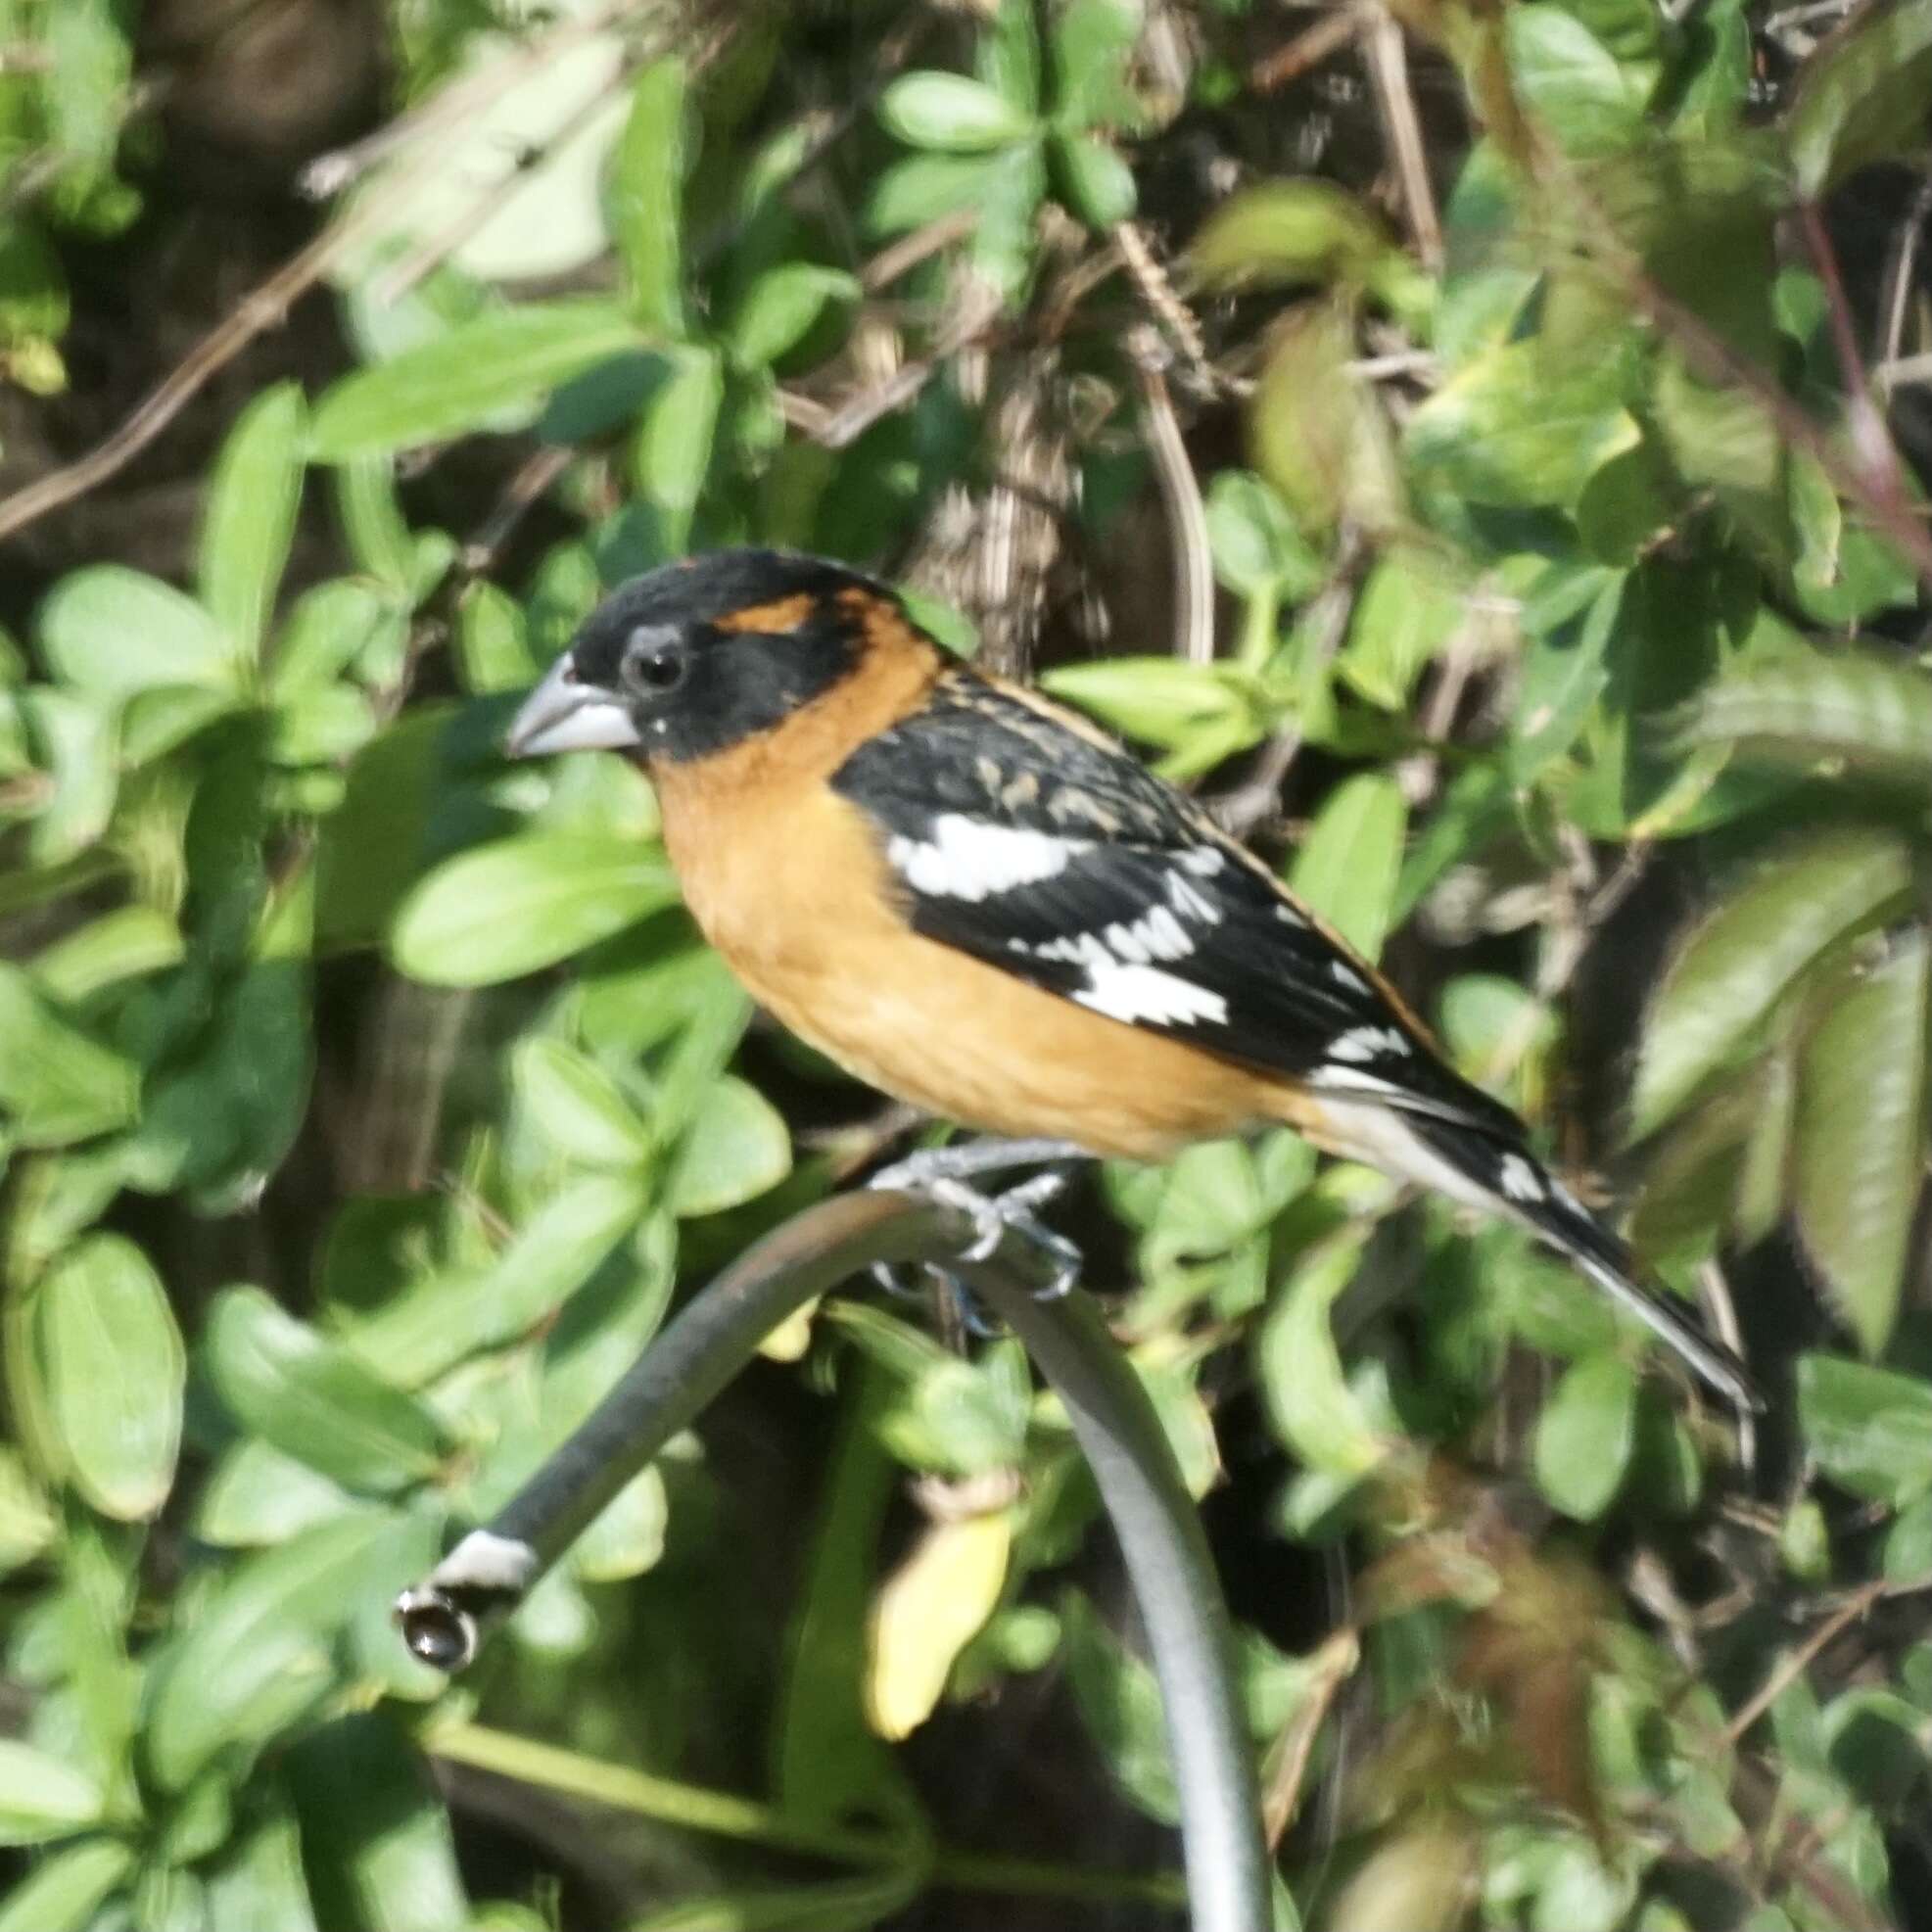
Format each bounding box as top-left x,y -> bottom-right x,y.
868,1138 -> 1089,1313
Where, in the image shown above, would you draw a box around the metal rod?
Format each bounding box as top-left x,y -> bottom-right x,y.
962,1258 -> 1272,1932
396,1188 -> 1272,1932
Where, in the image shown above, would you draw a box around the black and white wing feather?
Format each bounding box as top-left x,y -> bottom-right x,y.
832,667 -> 1518,1138
831,666 -> 1760,1410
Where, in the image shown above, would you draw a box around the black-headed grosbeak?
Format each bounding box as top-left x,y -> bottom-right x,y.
505,548 -> 1758,1410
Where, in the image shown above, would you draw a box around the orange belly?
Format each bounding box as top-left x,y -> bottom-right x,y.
646,713 -> 1285,1162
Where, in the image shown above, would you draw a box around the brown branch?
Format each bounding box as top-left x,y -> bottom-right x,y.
1363,9 -> 1441,270
1722,1578 -> 1888,1746
1798,198 -> 1911,514
1126,323 -> 1215,665
0,3 -> 655,548
1249,6 -> 1362,94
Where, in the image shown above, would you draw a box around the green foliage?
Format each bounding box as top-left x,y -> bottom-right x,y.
1,1 -> 1930,1928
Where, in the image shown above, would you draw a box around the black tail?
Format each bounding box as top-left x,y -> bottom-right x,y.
1405,1115 -> 1763,1412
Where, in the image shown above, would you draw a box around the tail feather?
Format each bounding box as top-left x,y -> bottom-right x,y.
1404,1113 -> 1763,1412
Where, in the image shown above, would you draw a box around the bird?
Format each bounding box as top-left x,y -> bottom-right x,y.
503,546 -> 1760,1411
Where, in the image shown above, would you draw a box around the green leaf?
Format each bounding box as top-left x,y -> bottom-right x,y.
1251,299 -> 1403,535
205,1807 -> 319,1932
572,1465 -> 669,1582
1339,548 -> 1465,712
513,1037 -> 652,1169
1670,648 -> 1932,793
1511,566 -> 1622,784
1203,471 -> 1323,602
1407,338 -> 1640,508
1061,1585 -> 1178,1821
333,458 -> 419,590
197,1438 -> 354,1547
1792,935 -> 1928,1356
773,1364 -> 911,1829
32,904 -> 183,1003
205,1286 -> 452,1494
287,1713 -> 469,1932
1787,0 -> 1932,196
145,1510 -> 392,1790
668,1075 -> 791,1216
1287,773 -> 1407,962
880,72 -> 1037,151
611,60 -> 687,336
308,302 -> 648,460
866,153 -> 1001,234
1041,656 -> 1256,754
0,1446 -> 55,1574
1628,828 -> 1913,1137
0,1740 -> 105,1845
1506,5 -> 1651,155
1797,1354 -> 1932,1508
729,264 -> 858,369
38,565 -> 242,697
390,833 -> 681,986
1050,131 -> 1135,225
1256,1234 -> 1388,1479
342,1173 -> 648,1384
1191,181 -> 1399,292
456,583 -> 541,697
198,380 -> 306,658
0,1837 -> 134,1932
0,965 -> 139,1148
635,347 -> 722,540
1533,1350 -> 1639,1520
265,581 -> 399,697
1051,0 -> 1144,130
36,1234 -> 184,1521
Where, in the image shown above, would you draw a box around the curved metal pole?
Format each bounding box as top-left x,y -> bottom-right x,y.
396,1189 -> 1271,1932
962,1259 -> 1271,1932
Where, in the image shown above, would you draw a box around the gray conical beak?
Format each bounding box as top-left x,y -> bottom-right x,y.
504,655 -> 642,758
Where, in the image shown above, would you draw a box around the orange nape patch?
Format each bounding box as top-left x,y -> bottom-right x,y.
714,592 -> 817,634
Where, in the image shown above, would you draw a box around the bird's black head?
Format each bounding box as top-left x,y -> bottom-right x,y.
504,549 -> 899,766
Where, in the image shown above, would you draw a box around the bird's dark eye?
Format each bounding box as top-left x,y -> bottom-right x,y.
622,630 -> 687,694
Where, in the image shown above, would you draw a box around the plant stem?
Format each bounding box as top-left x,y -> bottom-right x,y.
425,1720 -> 1187,1908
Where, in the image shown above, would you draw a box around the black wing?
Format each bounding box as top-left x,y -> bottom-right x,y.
830,668 -> 1520,1141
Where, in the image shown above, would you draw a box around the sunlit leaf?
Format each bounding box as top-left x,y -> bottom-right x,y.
391,833 -> 681,985
1792,935 -> 1928,1356
880,72 -> 1037,151
668,1075 -> 791,1216
611,59 -> 687,335
1287,773 -> 1407,962
198,380 -> 306,658
309,302 -> 648,460
0,1740 -> 105,1844
36,1234 -> 184,1520
1797,1354 -> 1932,1508
1629,828 -> 1913,1138
38,565 -> 241,696
204,1286 -> 452,1493
1787,0 -> 1932,196
1670,648 -> 1932,793
867,1511 -> 1012,1739
1533,1350 -> 1638,1520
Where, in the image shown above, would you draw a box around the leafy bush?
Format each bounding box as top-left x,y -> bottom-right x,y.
0,1 -> 1929,1928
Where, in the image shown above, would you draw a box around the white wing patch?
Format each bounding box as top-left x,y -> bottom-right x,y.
1074,963 -> 1230,1026
887,815 -> 1086,902
1499,1153 -> 1546,1202
1327,1024 -> 1412,1064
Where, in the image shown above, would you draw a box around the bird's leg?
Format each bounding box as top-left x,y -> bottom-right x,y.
868,1138 -> 1091,1310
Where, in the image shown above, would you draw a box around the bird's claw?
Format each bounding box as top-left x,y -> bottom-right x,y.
868,1141 -> 1088,1311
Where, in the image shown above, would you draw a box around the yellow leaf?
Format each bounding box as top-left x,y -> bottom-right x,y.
865,1512 -> 1012,1741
